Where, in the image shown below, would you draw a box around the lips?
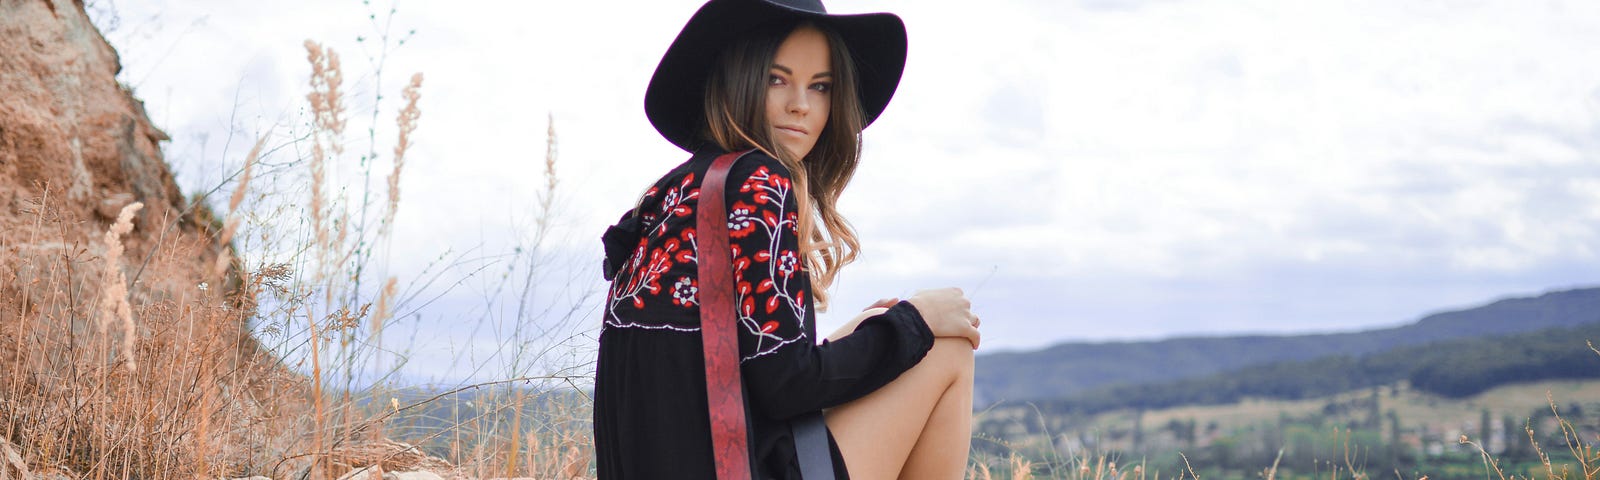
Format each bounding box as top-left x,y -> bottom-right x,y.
775,125 -> 809,136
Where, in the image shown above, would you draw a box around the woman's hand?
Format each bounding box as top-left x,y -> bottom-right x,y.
907,287 -> 981,350
825,298 -> 899,343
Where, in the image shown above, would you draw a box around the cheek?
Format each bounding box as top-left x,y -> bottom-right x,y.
810,101 -> 831,133
765,91 -> 787,124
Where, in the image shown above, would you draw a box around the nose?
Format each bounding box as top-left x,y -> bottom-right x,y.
787,87 -> 810,116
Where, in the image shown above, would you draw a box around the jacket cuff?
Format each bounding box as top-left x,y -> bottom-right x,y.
855,300 -> 935,372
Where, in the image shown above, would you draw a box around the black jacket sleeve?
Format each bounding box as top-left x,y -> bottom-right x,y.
715,154 -> 935,420
744,302 -> 934,419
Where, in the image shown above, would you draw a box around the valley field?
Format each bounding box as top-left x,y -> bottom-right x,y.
975,378 -> 1600,480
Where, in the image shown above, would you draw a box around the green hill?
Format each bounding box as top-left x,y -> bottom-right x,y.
975,286 -> 1600,404
1039,321 -> 1600,415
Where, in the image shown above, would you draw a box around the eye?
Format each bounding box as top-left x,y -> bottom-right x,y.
810,82 -> 832,94
768,74 -> 785,86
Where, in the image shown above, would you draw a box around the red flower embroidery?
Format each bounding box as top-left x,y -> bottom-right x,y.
728,201 -> 759,238
606,157 -> 810,360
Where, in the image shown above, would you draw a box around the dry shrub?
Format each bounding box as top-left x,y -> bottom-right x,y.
289,30 -> 591,480
0,187 -> 307,478
0,3 -> 601,478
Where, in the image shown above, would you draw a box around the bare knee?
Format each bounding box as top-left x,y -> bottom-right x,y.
930,337 -> 974,362
922,337 -> 974,382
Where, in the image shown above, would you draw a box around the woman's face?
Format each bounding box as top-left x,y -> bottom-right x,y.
766,25 -> 832,160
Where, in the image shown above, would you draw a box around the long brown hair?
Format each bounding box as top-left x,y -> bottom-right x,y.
701,19 -> 864,312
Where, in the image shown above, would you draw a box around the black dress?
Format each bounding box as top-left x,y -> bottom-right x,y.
594,148 -> 935,479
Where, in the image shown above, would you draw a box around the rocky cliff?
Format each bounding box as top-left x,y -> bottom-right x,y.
1,0 -> 305,477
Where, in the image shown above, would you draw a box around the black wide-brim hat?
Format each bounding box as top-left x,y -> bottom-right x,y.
645,0 -> 907,152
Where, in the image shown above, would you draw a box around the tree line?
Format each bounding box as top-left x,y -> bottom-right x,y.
1036,323 -> 1600,415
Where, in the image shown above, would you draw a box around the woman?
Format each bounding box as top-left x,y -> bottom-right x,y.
596,0 -> 982,478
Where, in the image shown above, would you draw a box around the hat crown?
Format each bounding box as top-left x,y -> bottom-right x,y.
761,0 -> 827,15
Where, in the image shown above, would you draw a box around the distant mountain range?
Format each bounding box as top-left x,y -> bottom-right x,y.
974,286 -> 1600,405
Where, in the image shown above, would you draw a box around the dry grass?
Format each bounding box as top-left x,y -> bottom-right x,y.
270,17 -> 593,478
2,4 -> 596,476
1,185 -> 306,477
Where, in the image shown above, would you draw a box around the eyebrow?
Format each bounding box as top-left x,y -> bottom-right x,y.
770,64 -> 833,79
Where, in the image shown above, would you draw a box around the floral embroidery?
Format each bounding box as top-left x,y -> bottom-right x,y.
611,224 -> 696,313
671,276 -> 697,307
777,250 -> 798,278
728,202 -> 760,238
605,156 -> 809,360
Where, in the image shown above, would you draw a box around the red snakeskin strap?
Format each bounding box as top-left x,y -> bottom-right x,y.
699,150 -> 754,480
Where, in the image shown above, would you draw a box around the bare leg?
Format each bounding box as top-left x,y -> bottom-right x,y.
896,345 -> 974,479
823,337 -> 975,479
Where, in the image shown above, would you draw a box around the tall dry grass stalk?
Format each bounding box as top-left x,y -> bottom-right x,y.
305,39 -> 345,281
308,305 -> 328,478
539,113 -> 559,217
385,72 -> 422,235
304,39 -> 349,478
371,276 -> 397,350
99,201 -> 143,373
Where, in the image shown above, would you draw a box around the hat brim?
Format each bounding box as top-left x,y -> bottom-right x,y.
645,1 -> 907,152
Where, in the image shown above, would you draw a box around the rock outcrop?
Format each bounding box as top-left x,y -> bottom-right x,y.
1,2 -> 516,478
0,0 -> 305,477
0,0 -> 177,231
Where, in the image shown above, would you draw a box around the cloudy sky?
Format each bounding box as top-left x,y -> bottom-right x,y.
91,0 -> 1600,383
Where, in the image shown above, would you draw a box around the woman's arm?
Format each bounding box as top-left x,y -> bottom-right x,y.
744,301 -> 933,419
831,291 -> 981,348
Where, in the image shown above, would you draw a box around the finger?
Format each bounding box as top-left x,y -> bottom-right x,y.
854,307 -> 889,322
871,297 -> 900,309
968,327 -> 981,350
